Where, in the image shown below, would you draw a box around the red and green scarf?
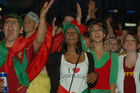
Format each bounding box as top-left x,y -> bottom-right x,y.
57,85 -> 89,93
0,40 -> 29,87
0,23 -> 52,87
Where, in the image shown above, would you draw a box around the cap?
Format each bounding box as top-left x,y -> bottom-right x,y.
26,11 -> 39,23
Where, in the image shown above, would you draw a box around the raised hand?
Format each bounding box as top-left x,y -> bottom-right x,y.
88,0 -> 97,15
40,0 -> 54,19
34,0 -> 54,51
86,0 -> 97,22
52,17 -> 57,37
76,2 -> 82,25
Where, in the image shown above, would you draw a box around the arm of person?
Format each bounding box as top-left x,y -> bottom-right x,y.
76,2 -> 82,25
110,52 -> 118,93
52,17 -> 57,37
34,0 -> 54,52
85,0 -> 97,22
106,17 -> 115,37
86,52 -> 98,88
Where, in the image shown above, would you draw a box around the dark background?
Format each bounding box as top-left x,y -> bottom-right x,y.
0,0 -> 140,26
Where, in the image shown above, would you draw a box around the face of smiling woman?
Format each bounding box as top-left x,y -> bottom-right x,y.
124,34 -> 138,52
65,28 -> 79,46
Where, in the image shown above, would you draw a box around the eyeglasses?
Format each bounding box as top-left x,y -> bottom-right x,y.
5,21 -> 18,25
65,30 -> 78,35
90,28 -> 103,32
124,40 -> 136,43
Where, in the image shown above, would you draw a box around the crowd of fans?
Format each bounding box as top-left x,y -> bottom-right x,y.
0,0 -> 140,93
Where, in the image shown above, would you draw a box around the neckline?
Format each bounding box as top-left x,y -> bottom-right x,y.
62,53 -> 87,65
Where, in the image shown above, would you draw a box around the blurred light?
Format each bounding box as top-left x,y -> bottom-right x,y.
114,9 -> 118,13
126,10 -> 136,14
0,7 -> 2,11
108,9 -> 118,13
125,23 -> 136,27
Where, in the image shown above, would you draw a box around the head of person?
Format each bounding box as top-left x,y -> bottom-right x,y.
120,29 -> 128,46
123,31 -> 139,53
137,25 -> 140,41
23,11 -> 39,34
108,37 -> 119,52
104,37 -> 110,50
61,22 -> 82,54
62,11 -> 76,26
88,19 -> 107,43
3,13 -> 23,42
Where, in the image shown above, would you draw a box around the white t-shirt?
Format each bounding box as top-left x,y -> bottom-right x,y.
60,53 -> 89,93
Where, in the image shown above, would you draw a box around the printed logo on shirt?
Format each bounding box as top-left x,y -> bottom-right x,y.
62,73 -> 86,79
72,68 -> 80,73
124,72 -> 133,77
62,67 -> 86,79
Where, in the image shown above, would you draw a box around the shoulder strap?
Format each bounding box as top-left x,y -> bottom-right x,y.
69,53 -> 81,92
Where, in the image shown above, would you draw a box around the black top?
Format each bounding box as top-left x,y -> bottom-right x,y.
46,52 -> 96,93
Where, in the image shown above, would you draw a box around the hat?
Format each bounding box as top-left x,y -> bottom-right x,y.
63,22 -> 80,35
63,22 -> 87,51
26,11 -> 39,23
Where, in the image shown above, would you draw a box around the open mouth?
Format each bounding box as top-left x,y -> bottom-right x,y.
95,35 -> 100,38
7,28 -> 14,35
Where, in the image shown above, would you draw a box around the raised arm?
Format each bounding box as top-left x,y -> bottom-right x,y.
34,0 -> 54,51
76,2 -> 82,25
106,17 -> 115,38
52,17 -> 57,37
86,0 -> 97,22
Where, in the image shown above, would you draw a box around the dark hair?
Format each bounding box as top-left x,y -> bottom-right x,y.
83,31 -> 89,38
88,19 -> 108,35
88,19 -> 108,43
62,11 -> 76,21
60,29 -> 82,54
85,18 -> 97,27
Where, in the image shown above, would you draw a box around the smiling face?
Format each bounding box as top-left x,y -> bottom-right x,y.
89,24 -> 106,43
123,34 -> 138,52
65,28 -> 79,46
3,18 -> 22,43
24,16 -> 38,33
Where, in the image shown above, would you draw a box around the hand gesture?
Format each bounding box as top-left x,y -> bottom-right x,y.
40,0 -> 54,19
76,2 -> 82,25
88,0 -> 97,15
52,17 -> 57,37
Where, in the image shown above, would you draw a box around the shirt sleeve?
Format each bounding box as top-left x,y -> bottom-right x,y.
109,52 -> 118,84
